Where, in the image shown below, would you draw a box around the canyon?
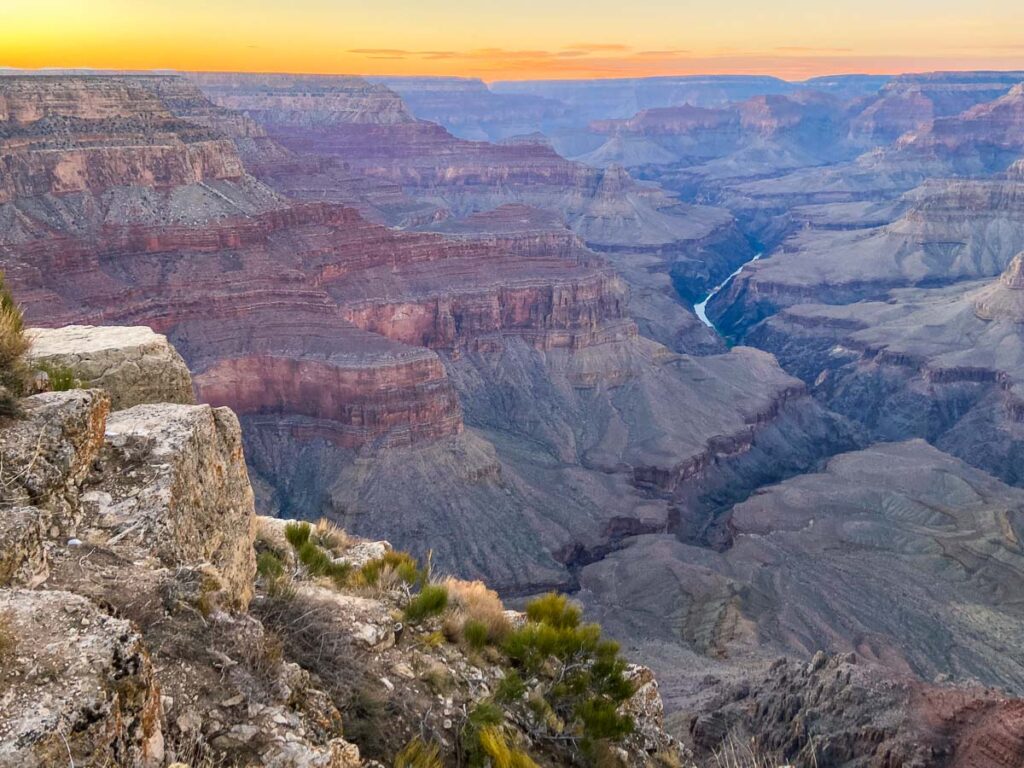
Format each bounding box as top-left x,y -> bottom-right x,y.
5,65 -> 1024,766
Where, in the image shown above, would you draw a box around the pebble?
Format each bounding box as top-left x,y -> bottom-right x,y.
67,538 -> 83,548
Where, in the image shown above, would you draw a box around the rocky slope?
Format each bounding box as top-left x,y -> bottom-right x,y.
0,325 -> 684,767
708,174 -> 1024,337
575,439 -> 1024,764
742,253 -> 1024,486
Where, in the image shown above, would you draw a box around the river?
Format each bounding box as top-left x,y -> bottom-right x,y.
693,252 -> 762,331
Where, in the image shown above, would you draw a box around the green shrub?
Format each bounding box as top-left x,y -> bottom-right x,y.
525,591 -> 581,629
284,521 -> 312,549
463,619 -> 490,650
495,670 -> 526,703
295,540 -> 351,588
394,737 -> 443,768
502,592 -> 636,750
297,540 -> 332,576
325,560 -> 352,589
404,584 -> 448,623
256,551 -> 285,580
577,698 -> 634,741
35,362 -> 78,392
461,702 -> 505,767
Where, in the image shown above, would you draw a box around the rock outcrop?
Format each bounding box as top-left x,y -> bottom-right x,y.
0,390 -> 110,586
28,325 -> 195,409
90,403 -> 257,609
0,589 -> 164,768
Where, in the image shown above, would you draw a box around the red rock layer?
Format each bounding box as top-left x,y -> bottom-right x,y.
1,75 -> 633,451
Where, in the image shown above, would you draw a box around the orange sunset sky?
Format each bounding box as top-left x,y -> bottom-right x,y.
4,0 -> 1024,81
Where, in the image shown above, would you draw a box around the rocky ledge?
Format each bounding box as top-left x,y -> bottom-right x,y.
28,325 -> 195,410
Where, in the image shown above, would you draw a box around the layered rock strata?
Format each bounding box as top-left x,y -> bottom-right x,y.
0,75 -> 851,594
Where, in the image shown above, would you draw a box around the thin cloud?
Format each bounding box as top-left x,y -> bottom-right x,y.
563,43 -> 632,53
348,48 -> 411,56
775,46 -> 854,53
635,49 -> 691,58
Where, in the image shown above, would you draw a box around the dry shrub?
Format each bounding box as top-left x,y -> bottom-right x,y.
712,734 -> 787,768
0,273 -> 29,417
395,737 -> 443,768
312,517 -> 352,553
442,578 -> 511,647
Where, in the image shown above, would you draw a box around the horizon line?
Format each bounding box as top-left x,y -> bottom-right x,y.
6,63 -> 1024,85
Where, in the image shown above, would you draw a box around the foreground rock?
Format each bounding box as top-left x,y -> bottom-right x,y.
86,403 -> 257,609
0,589 -> 164,768
28,325 -> 195,410
0,390 -> 109,586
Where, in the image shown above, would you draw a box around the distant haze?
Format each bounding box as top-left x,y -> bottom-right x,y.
5,0 -> 1024,80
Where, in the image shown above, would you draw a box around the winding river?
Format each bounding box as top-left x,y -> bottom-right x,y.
694,252 -> 762,331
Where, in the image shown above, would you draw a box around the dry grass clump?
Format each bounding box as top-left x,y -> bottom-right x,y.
712,735 -> 789,768
354,550 -> 422,593
442,578 -> 511,649
394,737 -> 443,768
0,273 -> 29,418
312,517 -> 352,552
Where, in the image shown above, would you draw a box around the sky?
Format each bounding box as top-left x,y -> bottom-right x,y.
4,0 -> 1024,81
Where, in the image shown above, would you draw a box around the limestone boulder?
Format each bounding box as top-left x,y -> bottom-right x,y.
0,390 -> 110,584
0,588 -> 164,768
28,325 -> 195,410
85,403 -> 256,609
0,390 -> 110,509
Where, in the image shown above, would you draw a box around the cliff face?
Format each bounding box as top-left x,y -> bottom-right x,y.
0,76 -> 248,204
188,72 -> 750,313
896,84 -> 1024,173
848,71 -> 1024,144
